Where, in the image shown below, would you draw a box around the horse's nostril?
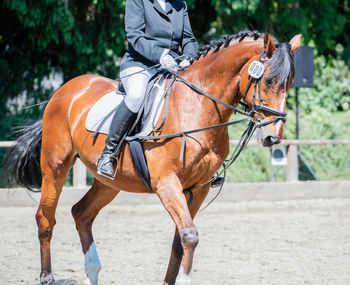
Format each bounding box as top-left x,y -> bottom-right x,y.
270,136 -> 278,144
263,136 -> 278,147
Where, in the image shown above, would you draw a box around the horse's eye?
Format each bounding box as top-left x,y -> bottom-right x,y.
264,78 -> 273,86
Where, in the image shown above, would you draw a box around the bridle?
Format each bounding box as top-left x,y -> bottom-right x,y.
132,50 -> 289,144
128,49 -> 290,206
239,51 -> 287,128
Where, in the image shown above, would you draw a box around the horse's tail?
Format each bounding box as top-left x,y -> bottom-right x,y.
3,119 -> 43,191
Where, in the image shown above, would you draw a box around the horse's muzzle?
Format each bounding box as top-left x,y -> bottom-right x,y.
262,135 -> 280,147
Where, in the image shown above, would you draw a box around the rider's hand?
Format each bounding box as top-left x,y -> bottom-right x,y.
179,58 -> 191,69
160,52 -> 178,73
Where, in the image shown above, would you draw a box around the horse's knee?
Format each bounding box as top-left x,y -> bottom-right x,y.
180,227 -> 198,249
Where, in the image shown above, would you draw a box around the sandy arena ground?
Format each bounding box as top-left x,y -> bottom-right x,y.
1,191 -> 350,285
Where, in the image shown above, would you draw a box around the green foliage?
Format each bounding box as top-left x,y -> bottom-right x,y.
0,0 -> 127,139
288,45 -> 350,113
209,0 -> 350,61
226,144 -> 272,183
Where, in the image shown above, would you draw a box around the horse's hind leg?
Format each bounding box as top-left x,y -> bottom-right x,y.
36,150 -> 74,284
163,184 -> 211,285
71,179 -> 119,285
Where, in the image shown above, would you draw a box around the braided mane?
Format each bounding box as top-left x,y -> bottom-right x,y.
195,30 -> 294,88
195,30 -> 274,59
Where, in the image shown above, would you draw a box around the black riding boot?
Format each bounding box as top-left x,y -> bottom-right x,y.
97,101 -> 137,179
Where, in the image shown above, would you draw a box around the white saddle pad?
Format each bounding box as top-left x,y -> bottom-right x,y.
85,80 -> 166,139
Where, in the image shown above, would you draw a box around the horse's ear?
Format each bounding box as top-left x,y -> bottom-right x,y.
264,31 -> 276,58
289,34 -> 302,55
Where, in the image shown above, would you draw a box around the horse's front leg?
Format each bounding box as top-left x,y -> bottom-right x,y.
162,184 -> 211,285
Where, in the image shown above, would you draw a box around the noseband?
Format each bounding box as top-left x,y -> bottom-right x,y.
240,51 -> 287,128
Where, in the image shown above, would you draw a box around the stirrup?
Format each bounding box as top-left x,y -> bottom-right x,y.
96,155 -> 119,180
211,176 -> 225,188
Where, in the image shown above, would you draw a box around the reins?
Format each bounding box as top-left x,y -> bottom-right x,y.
132,50 -> 288,208
137,51 -> 287,152
174,74 -> 252,117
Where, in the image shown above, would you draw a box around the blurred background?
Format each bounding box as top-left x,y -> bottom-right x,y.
1,0 -> 349,185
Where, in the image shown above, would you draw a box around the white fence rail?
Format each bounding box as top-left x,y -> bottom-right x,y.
2,140 -> 350,187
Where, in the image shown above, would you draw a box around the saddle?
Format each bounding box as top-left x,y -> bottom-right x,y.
86,71 -> 170,137
127,71 -> 173,190
122,71 -> 168,136
86,70 -> 174,190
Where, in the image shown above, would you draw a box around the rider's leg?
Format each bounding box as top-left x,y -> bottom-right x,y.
96,67 -> 155,179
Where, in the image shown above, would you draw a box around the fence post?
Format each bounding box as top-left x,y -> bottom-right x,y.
73,158 -> 86,187
287,144 -> 298,181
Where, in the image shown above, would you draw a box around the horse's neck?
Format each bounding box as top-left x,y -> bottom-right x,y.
182,40 -> 263,124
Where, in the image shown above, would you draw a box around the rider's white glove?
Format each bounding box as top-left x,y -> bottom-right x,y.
179,58 -> 191,69
160,51 -> 178,73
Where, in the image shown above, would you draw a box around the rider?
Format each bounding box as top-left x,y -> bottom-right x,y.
97,0 -> 198,179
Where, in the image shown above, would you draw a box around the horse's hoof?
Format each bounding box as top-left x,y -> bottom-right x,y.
40,273 -> 55,285
176,277 -> 192,285
82,278 -> 92,285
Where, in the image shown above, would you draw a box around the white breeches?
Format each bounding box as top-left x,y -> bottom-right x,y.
120,66 -> 157,113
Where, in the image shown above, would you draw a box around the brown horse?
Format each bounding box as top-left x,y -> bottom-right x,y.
6,31 -> 300,285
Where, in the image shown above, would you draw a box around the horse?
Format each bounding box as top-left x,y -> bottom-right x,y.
5,31 -> 300,285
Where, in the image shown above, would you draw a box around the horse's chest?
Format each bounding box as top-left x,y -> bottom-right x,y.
183,149 -> 225,181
